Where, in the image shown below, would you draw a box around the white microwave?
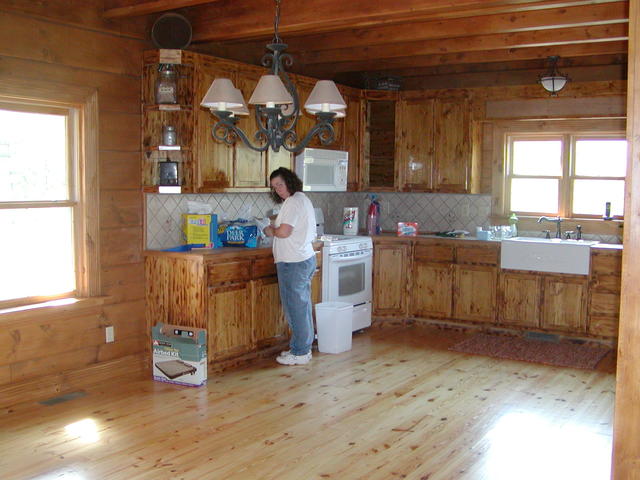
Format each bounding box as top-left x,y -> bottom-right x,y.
295,148 -> 348,192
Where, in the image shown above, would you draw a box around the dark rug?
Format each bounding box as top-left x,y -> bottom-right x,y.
449,333 -> 611,370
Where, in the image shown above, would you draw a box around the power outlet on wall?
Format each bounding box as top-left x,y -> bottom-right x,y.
105,325 -> 115,343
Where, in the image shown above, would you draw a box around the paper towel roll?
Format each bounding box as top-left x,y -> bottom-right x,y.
343,207 -> 358,235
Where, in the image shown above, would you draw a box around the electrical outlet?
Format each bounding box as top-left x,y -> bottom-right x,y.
105,325 -> 115,343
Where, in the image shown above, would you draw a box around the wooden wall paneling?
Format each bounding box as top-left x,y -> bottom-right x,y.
0,0 -> 147,38
101,226 -> 143,266
100,151 -> 142,189
102,300 -> 147,339
100,189 -> 143,229
101,264 -> 145,304
0,11 -> 143,76
100,112 -> 142,151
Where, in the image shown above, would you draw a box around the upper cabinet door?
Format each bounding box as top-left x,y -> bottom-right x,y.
396,98 -> 434,191
234,69 -> 268,187
433,98 -> 471,192
193,59 -> 235,191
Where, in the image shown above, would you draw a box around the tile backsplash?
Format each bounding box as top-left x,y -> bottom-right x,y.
146,192 -> 492,249
145,192 -> 620,249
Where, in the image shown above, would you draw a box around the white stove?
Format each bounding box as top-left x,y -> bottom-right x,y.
320,234 -> 373,331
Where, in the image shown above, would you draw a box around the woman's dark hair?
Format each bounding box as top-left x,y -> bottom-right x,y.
269,167 -> 303,203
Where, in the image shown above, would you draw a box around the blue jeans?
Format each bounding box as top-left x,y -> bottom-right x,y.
276,255 -> 316,356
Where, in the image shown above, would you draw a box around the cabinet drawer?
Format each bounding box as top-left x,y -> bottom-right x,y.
207,260 -> 251,285
591,252 -> 622,275
456,245 -> 499,265
253,256 -> 277,278
414,243 -> 454,262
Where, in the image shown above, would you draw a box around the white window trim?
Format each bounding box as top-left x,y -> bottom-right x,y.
0,79 -> 100,309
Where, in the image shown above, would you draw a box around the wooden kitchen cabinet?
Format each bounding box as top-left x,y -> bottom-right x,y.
144,245 -> 323,365
396,96 -> 472,192
498,271 -> 542,328
453,264 -> 497,323
541,275 -> 588,333
373,240 -> 409,317
410,242 -> 454,319
588,248 -> 622,337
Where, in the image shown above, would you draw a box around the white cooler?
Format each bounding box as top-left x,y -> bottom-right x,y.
315,302 -> 353,354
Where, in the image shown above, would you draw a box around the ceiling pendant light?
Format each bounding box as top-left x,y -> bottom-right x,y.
538,55 -> 569,96
201,0 -> 346,153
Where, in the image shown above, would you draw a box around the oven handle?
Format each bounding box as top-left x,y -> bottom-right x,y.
329,251 -> 373,263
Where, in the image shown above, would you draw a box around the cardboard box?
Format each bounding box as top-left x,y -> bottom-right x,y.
181,214 -> 218,247
152,323 -> 207,387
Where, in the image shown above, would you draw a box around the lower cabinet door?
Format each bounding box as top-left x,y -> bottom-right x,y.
498,271 -> 542,328
207,282 -> 253,360
411,260 -> 453,319
541,275 -> 588,333
373,243 -> 409,316
253,276 -> 288,348
453,264 -> 497,323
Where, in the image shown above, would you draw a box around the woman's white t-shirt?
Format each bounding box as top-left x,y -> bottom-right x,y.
273,192 -> 316,263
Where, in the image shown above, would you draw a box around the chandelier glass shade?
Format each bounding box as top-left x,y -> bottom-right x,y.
200,0 -> 346,153
538,56 -> 569,96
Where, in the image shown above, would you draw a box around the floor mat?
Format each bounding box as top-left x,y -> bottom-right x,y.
449,333 -> 611,370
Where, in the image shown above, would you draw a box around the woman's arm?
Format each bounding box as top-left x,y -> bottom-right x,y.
264,223 -> 293,238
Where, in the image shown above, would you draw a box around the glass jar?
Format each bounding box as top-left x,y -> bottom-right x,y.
162,125 -> 177,146
155,64 -> 177,104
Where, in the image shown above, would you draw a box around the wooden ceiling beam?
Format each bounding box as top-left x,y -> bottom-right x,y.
188,0 -> 618,42
299,23 -> 628,65
300,40 -> 628,76
272,2 -> 628,53
102,0 -> 221,19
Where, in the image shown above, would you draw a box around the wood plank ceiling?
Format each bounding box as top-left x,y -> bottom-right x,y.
103,0 -> 629,90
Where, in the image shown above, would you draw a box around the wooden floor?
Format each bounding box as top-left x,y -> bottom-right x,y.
0,325 -> 616,480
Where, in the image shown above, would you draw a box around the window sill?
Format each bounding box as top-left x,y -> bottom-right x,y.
490,215 -> 623,236
0,297 -> 110,325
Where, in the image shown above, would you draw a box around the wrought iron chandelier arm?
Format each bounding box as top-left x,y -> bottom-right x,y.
282,113 -> 336,153
212,116 -> 269,152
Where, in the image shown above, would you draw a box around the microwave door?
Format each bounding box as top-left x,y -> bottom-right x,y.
305,162 -> 335,190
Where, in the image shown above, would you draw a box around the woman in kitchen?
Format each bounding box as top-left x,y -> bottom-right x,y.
263,167 -> 317,366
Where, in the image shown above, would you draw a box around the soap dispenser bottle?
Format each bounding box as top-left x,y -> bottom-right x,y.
508,212 -> 519,238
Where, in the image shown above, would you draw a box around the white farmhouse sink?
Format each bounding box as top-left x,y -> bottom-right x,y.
500,237 -> 599,275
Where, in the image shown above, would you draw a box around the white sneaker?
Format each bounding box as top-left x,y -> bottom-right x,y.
276,352 -> 312,365
279,350 -> 291,357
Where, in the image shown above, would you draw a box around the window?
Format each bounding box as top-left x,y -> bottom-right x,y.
505,133 -> 626,219
0,81 -> 99,310
0,104 -> 78,306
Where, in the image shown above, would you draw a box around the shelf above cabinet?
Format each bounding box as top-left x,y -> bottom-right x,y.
144,104 -> 193,112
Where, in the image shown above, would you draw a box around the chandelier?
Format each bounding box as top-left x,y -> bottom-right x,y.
200,0 -> 346,153
538,55 -> 569,96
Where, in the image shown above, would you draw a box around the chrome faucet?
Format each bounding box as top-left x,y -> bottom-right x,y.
538,216 -> 563,238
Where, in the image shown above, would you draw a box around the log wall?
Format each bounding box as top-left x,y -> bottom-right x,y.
0,0 -> 149,407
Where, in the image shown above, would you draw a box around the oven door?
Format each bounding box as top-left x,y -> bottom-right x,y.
323,249 -> 372,305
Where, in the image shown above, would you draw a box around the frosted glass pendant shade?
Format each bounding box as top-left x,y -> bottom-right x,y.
248,75 -> 293,106
540,75 -> 568,94
201,78 -> 244,110
304,80 -> 347,112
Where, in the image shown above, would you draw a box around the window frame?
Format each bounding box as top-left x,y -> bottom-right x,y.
505,132 -> 626,219
0,79 -> 100,310
491,118 -> 627,236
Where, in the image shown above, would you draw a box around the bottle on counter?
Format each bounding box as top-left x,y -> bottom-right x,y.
366,194 -> 381,236
509,212 -> 519,237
